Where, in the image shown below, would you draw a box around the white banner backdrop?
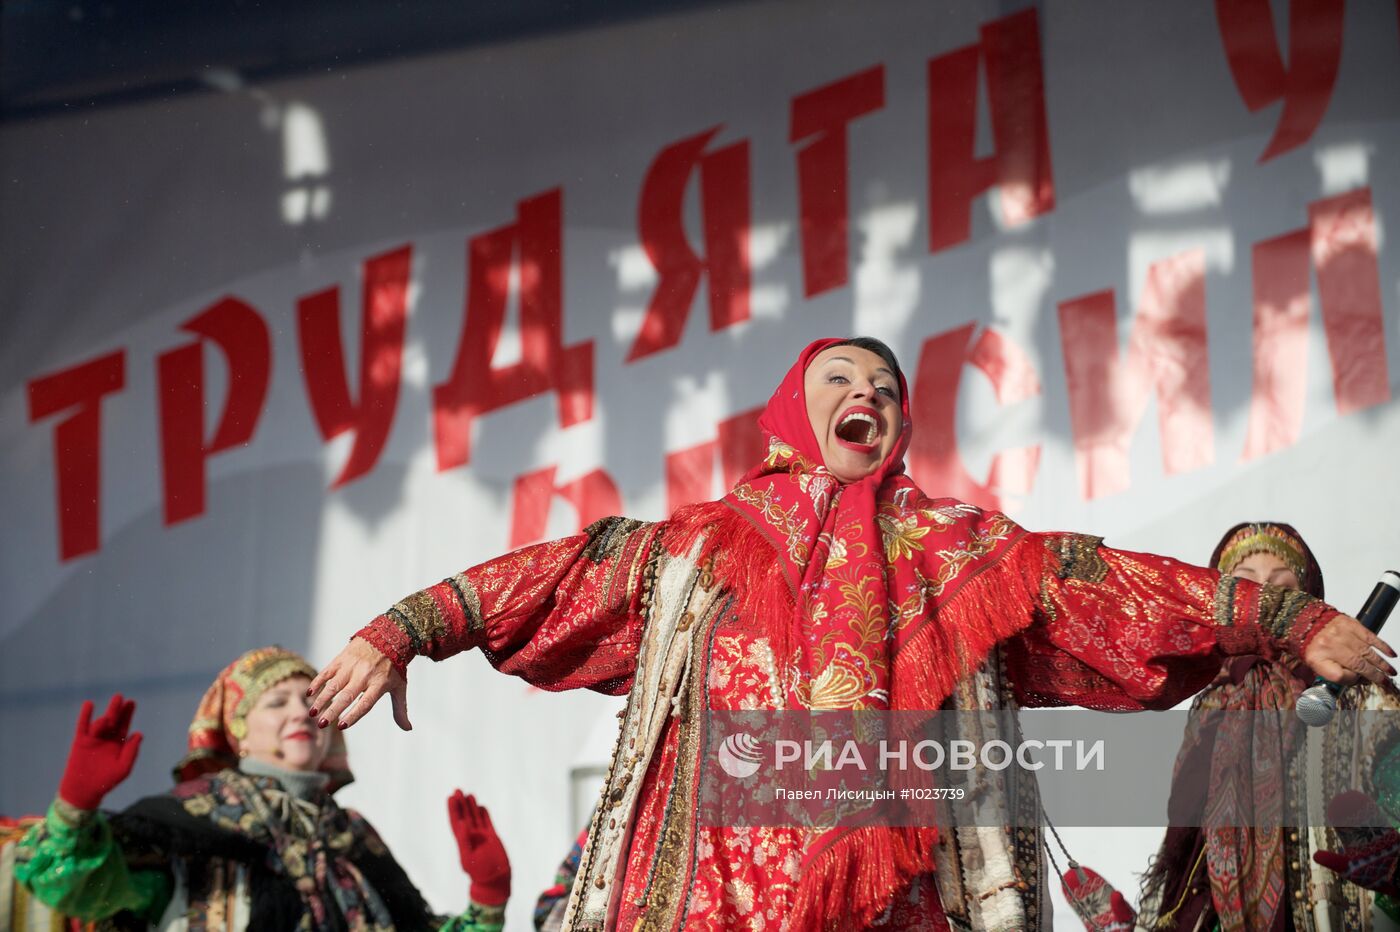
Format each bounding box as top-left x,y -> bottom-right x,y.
3,1 -> 1399,927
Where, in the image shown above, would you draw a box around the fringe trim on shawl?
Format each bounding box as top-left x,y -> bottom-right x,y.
665,509 -> 1047,928
888,533 -> 1043,712
786,543 -> 1044,929
662,499 -> 796,664
788,826 -> 940,931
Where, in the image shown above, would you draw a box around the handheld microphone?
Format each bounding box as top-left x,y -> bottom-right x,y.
1295,571 -> 1400,727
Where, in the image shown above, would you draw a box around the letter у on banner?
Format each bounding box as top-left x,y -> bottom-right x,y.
297,245 -> 411,488
628,128 -> 752,361
1215,0 -> 1344,162
433,189 -> 594,472
27,351 -> 126,560
157,298 -> 271,525
1057,249 -> 1211,501
927,8 -> 1055,252
790,65 -> 885,297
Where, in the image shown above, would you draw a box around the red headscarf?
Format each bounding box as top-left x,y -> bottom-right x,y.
688,339 -> 1037,929
724,338 -> 916,709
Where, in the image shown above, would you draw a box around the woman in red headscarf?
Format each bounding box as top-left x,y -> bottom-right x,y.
310,338 -> 1390,931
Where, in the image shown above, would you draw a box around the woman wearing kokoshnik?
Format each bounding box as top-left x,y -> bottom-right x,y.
308,337 -> 1393,931
1139,524 -> 1400,932
14,646 -> 514,931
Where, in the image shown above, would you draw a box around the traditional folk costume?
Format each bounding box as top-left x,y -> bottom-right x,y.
357,341 -> 1344,932
535,826 -> 588,932
1138,524 -> 1400,932
16,647 -> 501,932
2,814 -> 94,931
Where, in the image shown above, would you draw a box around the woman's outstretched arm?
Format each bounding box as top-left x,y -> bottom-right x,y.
311,517 -> 664,729
1002,531 -> 1393,710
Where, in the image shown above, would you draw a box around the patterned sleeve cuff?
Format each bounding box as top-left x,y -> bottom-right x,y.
1212,575 -> 1337,659
440,900 -> 506,931
1276,599 -> 1337,660
48,796 -> 97,830
1214,625 -> 1270,657
356,616 -> 415,678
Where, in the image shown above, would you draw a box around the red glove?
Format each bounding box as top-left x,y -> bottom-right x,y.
58,695 -> 143,811
1313,791 -> 1400,897
448,790 -> 511,907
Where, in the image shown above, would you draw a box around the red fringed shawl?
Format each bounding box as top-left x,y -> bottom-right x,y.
664,339 -> 1043,930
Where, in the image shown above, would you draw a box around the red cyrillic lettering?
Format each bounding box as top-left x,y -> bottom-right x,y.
27,351 -> 126,560
1310,188 -> 1390,415
433,189 -> 594,471
1242,229 -> 1311,461
1058,250 -> 1211,500
663,407 -> 764,514
628,129 -> 751,361
716,408 -> 766,491
927,9 -> 1054,252
907,325 -> 1041,511
297,244 -> 411,488
158,297 -> 272,524
791,66 -> 885,297
1242,189 -> 1389,460
1215,0 -> 1344,162
508,465 -> 623,549
665,443 -> 715,516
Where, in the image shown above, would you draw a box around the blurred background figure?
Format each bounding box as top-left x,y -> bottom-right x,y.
532,823 -> 588,932
14,647 -> 508,931
1139,524 -> 1400,932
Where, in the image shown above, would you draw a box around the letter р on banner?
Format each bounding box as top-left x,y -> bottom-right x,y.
158,297 -> 271,525
27,350 -> 126,560
297,244 -> 411,488
433,189 -> 594,471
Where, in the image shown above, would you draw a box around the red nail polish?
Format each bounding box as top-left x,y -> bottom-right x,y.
308,708 -> 318,717
337,721 -> 348,730
318,718 -> 328,728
